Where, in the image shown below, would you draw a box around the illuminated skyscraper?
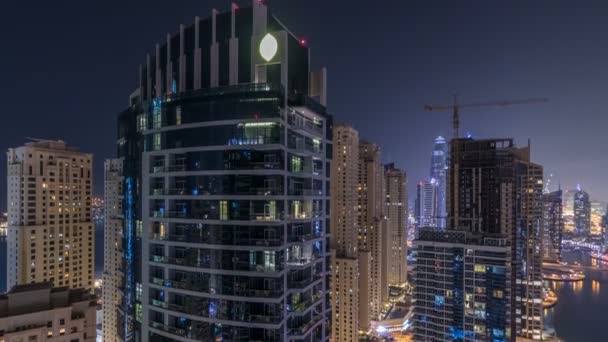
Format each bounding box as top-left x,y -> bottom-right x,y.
6,140 -> 94,292
358,141 -> 386,321
330,124 -> 361,341
102,159 -> 124,342
414,137 -> 544,342
573,186 -> 591,236
385,163 -> 408,286
542,189 -> 563,262
430,136 -> 448,229
113,2 -> 332,340
415,179 -> 438,230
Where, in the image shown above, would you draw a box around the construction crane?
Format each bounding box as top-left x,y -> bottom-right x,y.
424,96 -> 548,139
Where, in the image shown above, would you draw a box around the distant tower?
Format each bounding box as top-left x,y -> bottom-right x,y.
574,185 -> 591,236
542,189 -> 563,262
415,179 -> 438,232
430,136 -> 448,229
385,163 -> 408,286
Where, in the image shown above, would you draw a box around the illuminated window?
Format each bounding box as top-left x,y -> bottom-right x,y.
152,133 -> 161,151
493,289 -> 504,298
136,114 -> 147,132
176,106 -> 182,125
220,201 -> 228,220
291,155 -> 303,173
474,264 -> 486,273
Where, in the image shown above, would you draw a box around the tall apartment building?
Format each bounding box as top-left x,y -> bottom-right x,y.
415,179 -> 438,230
6,140 -> 94,292
428,137 -> 544,341
330,124 -> 361,341
430,136 -> 448,229
330,130 -> 390,341
112,2 -> 332,340
102,159 -> 124,342
414,229 -> 511,341
573,186 -> 591,236
385,164 -> 408,286
542,189 -> 563,263
358,141 -> 386,322
0,283 -> 96,342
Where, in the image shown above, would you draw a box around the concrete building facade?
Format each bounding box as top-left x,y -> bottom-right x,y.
0,283 -> 96,342
6,140 -> 94,292
385,164 -> 407,287
330,124 -> 361,341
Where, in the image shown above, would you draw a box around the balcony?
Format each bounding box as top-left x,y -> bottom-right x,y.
161,302 -> 283,325
149,233 -> 283,247
288,273 -> 323,290
149,255 -> 282,273
150,276 -> 283,298
287,231 -> 323,243
288,294 -> 323,313
288,312 -> 324,338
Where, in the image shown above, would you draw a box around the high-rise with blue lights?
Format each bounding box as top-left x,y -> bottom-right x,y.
415,179 -> 438,231
110,2 -> 332,341
430,136 -> 448,229
414,138 -> 544,342
573,186 -> 591,237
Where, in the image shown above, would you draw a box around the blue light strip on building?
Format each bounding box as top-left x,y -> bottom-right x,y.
124,177 -> 134,341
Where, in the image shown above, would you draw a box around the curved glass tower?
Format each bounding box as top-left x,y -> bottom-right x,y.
112,2 -> 332,341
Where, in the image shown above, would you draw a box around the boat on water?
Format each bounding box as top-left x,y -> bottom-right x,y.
590,252 -> 608,263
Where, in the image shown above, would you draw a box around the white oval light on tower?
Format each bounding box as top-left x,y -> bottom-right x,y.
260,33 -> 278,62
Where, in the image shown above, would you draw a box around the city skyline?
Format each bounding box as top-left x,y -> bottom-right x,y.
3,0 -> 608,209
2,1 -> 608,341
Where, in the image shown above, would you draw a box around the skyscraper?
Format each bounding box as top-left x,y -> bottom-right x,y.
330,124 -> 361,341
414,137 -> 544,342
358,141 -> 386,322
112,2 -> 331,340
542,189 -> 563,263
102,159 -> 124,342
573,185 -> 591,236
385,164 -> 408,286
414,229 -> 511,341
415,179 -> 438,230
430,136 -> 448,229
330,130 -> 390,340
448,138 -> 544,340
6,140 -> 94,292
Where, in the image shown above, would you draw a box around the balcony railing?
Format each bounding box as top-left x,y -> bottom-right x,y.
149,233 -> 283,247
149,255 -> 282,273
150,276 -> 283,298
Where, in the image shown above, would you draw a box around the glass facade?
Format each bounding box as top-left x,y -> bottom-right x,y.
142,87 -> 330,341
115,3 -> 331,341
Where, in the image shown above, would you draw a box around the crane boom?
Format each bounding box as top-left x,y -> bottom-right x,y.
424,96 -> 548,138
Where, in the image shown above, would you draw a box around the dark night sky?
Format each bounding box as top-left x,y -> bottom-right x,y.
1,0 -> 608,209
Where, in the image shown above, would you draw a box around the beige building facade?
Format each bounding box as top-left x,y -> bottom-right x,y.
0,283 -> 96,342
385,164 -> 407,286
7,140 -> 94,292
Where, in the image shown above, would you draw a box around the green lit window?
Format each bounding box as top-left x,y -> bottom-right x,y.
176,106 -> 182,125
136,220 -> 143,238
474,264 -> 486,273
291,155 -> 303,172
220,201 -> 228,220
137,114 -> 147,132
153,133 -> 161,151
135,303 -> 143,323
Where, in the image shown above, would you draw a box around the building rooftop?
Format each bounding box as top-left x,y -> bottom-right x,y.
0,283 -> 96,318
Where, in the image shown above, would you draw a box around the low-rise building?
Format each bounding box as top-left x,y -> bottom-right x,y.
0,283 -> 96,342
